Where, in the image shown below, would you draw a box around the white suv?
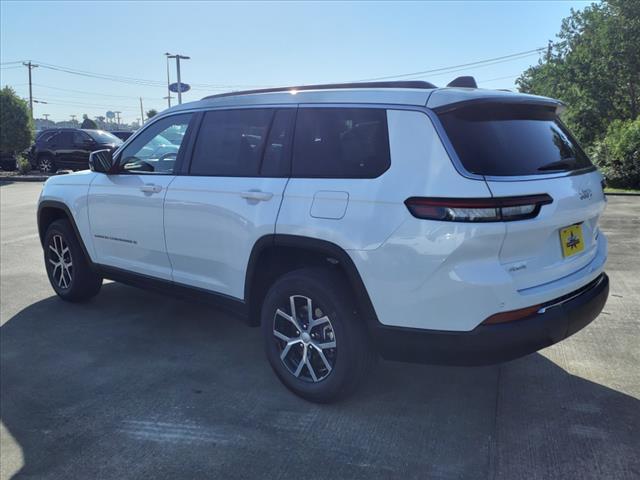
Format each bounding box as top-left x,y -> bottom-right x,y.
37,79 -> 609,402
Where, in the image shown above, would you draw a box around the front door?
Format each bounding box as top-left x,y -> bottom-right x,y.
87,113 -> 194,280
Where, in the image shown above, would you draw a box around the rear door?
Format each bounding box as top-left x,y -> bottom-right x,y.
163,107 -> 295,298
71,130 -> 93,169
437,102 -> 606,291
50,131 -> 74,168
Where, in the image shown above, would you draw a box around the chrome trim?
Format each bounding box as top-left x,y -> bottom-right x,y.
537,274 -> 605,314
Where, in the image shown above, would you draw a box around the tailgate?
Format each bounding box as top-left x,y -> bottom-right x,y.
487,170 -> 606,290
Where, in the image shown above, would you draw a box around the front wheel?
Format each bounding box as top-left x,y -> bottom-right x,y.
44,219 -> 102,302
261,268 -> 374,403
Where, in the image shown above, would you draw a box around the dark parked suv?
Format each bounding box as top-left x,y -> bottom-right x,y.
29,128 -> 122,173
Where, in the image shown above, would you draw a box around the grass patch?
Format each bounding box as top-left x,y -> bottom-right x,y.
605,187 -> 640,194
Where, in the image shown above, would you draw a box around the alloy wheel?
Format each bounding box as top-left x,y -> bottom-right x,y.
48,234 -> 73,289
39,157 -> 53,173
273,295 -> 337,382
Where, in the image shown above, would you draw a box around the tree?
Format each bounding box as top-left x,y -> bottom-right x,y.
517,0 -> 640,146
146,109 -> 158,120
0,86 -> 33,154
80,114 -> 98,129
590,118 -> 640,188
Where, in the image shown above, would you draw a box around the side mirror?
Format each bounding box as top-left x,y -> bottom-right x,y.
89,149 -> 115,173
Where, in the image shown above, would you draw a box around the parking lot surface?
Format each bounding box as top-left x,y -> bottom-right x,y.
1,181 -> 639,480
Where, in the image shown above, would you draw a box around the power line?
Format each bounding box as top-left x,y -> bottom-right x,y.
32,97 -> 140,111
31,83 -> 161,100
32,60 -> 273,90
353,47 -> 545,82
479,74 -> 522,83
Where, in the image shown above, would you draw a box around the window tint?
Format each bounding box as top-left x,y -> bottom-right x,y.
293,108 -> 390,178
85,129 -> 122,144
437,104 -> 592,176
37,130 -> 57,143
73,131 -> 90,144
54,131 -> 73,147
190,109 -> 273,176
118,113 -> 192,174
261,109 -> 295,177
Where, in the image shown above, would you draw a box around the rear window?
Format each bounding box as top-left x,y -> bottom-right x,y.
437,103 -> 592,176
293,108 -> 390,178
85,130 -> 122,144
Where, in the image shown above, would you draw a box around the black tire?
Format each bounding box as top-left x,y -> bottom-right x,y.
38,155 -> 56,173
44,219 -> 102,302
261,267 -> 374,403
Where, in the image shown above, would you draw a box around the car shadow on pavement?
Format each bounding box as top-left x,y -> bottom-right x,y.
1,282 -> 638,480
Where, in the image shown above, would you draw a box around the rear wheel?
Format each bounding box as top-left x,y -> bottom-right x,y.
38,155 -> 56,173
261,268 -> 373,403
44,219 -> 102,302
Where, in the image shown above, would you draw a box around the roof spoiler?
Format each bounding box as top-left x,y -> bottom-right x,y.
446,76 -> 478,88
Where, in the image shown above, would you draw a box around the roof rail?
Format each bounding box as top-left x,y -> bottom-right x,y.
201,80 -> 437,100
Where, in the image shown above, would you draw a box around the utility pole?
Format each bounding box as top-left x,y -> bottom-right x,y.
168,54 -> 190,104
23,61 -> 38,119
139,97 -> 144,124
164,52 -> 172,108
43,114 -> 50,121
70,115 -> 77,123
114,111 -> 121,126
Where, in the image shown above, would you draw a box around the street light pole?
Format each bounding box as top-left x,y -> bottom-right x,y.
168,54 -> 190,104
164,52 -> 172,108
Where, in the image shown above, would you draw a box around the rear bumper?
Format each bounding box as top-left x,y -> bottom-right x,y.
372,273 -> 609,366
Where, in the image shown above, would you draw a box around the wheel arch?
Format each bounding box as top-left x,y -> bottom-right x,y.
37,201 -> 91,261
244,234 -> 379,329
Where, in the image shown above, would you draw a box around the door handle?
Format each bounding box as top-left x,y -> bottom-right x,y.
140,184 -> 163,194
240,190 -> 273,202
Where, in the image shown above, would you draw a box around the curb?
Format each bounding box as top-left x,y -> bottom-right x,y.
0,176 -> 49,183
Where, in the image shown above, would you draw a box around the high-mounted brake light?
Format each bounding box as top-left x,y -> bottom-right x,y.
404,194 -> 553,222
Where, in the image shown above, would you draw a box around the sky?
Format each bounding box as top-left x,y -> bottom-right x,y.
0,0 -> 592,124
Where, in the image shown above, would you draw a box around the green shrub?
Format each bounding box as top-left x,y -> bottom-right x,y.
16,155 -> 31,174
0,86 -> 34,155
590,118 -> 640,189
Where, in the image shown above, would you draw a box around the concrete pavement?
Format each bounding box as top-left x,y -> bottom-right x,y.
1,182 -> 638,479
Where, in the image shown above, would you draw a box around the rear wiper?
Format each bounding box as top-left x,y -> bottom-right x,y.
538,157 -> 578,171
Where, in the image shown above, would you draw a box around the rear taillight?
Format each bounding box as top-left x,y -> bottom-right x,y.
404,194 -> 552,222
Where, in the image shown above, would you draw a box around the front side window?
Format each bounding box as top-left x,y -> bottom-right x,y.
437,103 -> 593,176
118,114 -> 192,174
293,108 -> 391,178
73,131 -> 91,145
190,109 -> 273,176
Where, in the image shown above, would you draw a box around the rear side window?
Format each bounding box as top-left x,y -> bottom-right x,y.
53,131 -> 73,147
190,109 -> 273,176
437,103 -> 592,176
293,108 -> 390,178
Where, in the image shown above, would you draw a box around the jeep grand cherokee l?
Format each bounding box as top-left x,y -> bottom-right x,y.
36,80 -> 609,402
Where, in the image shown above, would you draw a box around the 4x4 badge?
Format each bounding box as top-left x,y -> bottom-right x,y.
579,188 -> 592,200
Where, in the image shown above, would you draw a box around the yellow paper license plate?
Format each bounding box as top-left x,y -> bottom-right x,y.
559,224 -> 585,257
